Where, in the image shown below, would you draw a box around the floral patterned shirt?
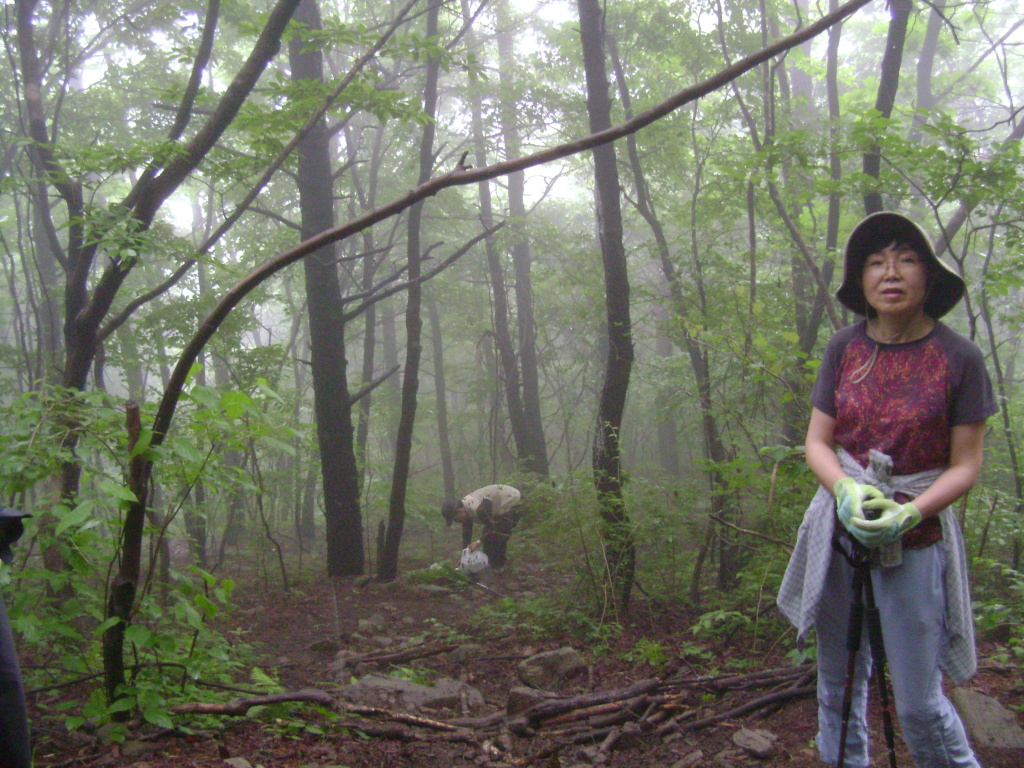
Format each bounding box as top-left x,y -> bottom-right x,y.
811,321 -> 997,475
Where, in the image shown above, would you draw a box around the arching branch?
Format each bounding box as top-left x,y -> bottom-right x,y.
150,0 -> 874,446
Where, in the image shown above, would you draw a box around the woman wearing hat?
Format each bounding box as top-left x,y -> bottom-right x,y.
778,212 -> 996,767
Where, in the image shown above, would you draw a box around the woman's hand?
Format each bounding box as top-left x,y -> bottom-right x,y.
834,477 -> 884,524
852,499 -> 922,547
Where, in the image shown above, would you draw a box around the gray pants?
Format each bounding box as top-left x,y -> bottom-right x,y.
0,592 -> 31,768
815,542 -> 979,768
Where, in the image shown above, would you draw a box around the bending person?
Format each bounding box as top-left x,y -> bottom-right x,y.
777,212 -> 995,768
442,484 -> 522,569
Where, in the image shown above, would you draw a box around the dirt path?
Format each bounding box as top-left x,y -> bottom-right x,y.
30,552 -> 1024,767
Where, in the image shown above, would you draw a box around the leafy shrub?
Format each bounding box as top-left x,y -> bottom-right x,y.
624,637 -> 669,668
972,558 -> 1024,662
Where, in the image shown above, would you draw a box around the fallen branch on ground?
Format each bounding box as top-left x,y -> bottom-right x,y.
171,688 -> 335,715
164,661 -> 818,764
509,663 -> 817,763
170,687 -> 465,733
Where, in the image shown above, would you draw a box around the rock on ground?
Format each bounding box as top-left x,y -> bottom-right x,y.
951,687 -> 1024,749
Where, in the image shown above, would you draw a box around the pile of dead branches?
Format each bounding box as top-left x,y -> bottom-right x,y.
169,651 -> 816,762
487,662 -> 816,763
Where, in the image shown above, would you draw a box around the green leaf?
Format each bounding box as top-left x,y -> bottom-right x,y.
98,480 -> 139,504
171,441 -> 206,465
143,707 -> 174,730
262,435 -> 296,455
219,390 -> 252,419
106,696 -> 136,714
255,378 -> 285,404
193,594 -> 218,619
54,500 -> 96,537
93,616 -> 123,635
760,444 -> 795,464
251,667 -> 283,692
124,623 -> 154,645
130,428 -> 154,458
189,384 -> 221,410
180,602 -> 203,629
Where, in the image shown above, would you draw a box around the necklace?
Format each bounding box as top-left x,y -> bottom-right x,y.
851,317 -> 935,384
866,316 -> 934,345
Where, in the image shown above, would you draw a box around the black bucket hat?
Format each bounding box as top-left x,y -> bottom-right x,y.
0,506 -> 31,564
836,211 -> 966,319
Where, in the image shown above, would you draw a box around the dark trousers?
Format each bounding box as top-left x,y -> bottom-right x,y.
0,593 -> 31,768
481,514 -> 515,569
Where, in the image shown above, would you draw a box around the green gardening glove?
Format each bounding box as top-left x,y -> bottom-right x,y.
834,477 -> 883,526
834,478 -> 885,548
851,498 -> 922,549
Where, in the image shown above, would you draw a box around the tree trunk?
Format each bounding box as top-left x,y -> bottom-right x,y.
821,0 -> 844,329
654,329 -> 680,477
30,191 -> 64,385
863,0 -> 912,214
577,0 -> 636,611
428,299 -> 457,500
116,324 -> 146,403
609,37 -> 732,597
909,0 -> 945,141
356,289 -> 377,480
344,120 -> 390,483
462,1 -> 533,473
381,302 -> 402,457
185,267 -> 215,569
497,0 -> 549,476
377,0 -> 442,582
290,0 -> 364,577
101,401 -> 149,713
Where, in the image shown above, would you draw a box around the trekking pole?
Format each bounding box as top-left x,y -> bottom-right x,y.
469,577 -> 504,597
833,540 -> 899,768
835,543 -> 867,768
863,571 -> 898,768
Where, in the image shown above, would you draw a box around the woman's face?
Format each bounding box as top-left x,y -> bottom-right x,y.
861,241 -> 930,320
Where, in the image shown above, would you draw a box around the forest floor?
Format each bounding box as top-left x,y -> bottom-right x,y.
27,537 -> 1024,768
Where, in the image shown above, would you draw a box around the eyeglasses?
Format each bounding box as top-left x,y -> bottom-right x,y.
863,248 -> 923,275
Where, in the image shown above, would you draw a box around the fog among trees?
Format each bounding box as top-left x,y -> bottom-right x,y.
2,0 -> 1024,725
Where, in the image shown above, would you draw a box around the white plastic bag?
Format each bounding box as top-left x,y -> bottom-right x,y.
459,547 -> 489,574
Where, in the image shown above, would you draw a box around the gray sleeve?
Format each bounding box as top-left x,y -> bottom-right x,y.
938,324 -> 998,425
809,327 -> 858,417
